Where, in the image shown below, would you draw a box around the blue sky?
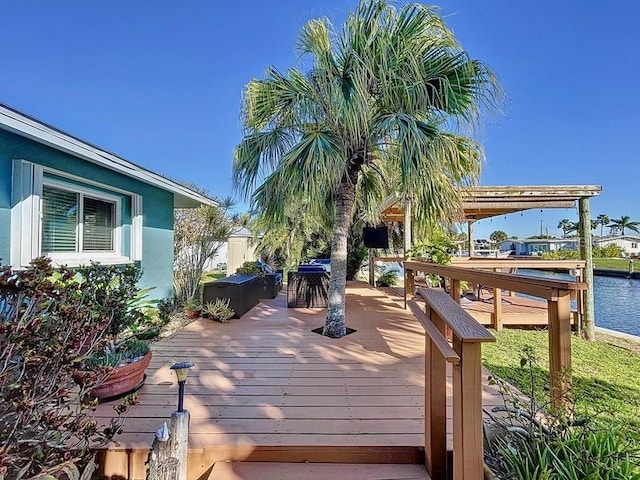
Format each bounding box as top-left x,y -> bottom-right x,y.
1,1 -> 638,239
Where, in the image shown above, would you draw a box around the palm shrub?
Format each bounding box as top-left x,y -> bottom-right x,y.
0,258 -> 137,479
233,0 -> 501,337
203,299 -> 235,322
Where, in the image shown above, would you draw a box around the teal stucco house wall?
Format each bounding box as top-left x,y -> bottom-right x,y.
0,103 -> 214,298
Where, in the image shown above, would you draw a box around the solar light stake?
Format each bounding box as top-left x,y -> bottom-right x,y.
170,361 -> 194,412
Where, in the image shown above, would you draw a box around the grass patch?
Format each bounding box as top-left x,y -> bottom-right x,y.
594,257 -> 640,271
482,329 -> 640,441
200,271 -> 226,283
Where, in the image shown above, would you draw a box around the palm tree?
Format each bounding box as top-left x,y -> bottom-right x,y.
596,214 -> 609,237
608,216 -> 640,236
557,219 -> 574,238
233,0 -> 500,337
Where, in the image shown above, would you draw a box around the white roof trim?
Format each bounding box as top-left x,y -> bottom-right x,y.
595,235 -> 640,241
0,103 -> 216,208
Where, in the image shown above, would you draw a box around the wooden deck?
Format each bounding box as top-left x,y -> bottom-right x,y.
95,282 -> 504,480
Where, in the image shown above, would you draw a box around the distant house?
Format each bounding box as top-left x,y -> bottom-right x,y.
594,236 -> 640,257
0,103 -> 215,298
501,238 -> 580,256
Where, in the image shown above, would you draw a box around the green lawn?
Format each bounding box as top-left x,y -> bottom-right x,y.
482,329 -> 640,441
593,257 -> 640,271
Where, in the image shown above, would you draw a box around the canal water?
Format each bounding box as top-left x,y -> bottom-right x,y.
518,269 -> 640,337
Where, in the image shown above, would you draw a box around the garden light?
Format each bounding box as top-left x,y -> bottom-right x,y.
170,361 -> 194,412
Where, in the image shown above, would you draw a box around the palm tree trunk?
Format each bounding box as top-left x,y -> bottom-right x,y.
323,175 -> 357,338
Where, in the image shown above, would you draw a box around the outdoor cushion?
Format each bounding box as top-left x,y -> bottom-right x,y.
297,264 -> 326,272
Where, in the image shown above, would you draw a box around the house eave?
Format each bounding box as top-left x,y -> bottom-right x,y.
0,103 -> 216,208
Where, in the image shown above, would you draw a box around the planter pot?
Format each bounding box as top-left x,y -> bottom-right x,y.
185,309 -> 201,319
90,351 -> 152,400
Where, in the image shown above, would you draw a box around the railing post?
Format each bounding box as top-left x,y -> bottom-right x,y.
424,306 -> 448,479
548,289 -> 572,411
492,287 -> 503,331
404,268 -> 415,309
452,337 -> 485,480
450,278 -> 461,304
575,267 -> 584,336
148,410 -> 190,480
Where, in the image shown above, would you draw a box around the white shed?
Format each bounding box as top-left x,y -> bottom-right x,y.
226,228 -> 261,275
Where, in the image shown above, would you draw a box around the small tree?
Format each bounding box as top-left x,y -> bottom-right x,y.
174,198 -> 235,305
489,230 -> 508,246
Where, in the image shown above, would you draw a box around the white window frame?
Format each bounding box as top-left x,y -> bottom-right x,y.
11,160 -> 143,268
42,177 -> 123,262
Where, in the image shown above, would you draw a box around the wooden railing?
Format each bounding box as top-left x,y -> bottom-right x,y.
450,257 -> 587,332
408,287 -> 495,480
404,260 -> 587,411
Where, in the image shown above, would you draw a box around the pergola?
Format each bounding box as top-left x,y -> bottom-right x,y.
379,184 -> 602,334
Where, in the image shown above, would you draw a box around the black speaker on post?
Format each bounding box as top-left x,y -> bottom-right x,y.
362,226 -> 389,249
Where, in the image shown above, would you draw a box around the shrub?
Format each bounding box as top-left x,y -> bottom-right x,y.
75,261 -> 141,337
541,249 -> 580,260
158,297 -> 177,322
0,258 -> 136,479
407,240 -> 453,265
594,244 -> 624,258
485,348 -> 640,479
236,261 -> 264,276
203,298 -> 235,322
376,270 -> 398,287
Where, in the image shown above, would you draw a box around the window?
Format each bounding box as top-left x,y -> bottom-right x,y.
632,242 -> 638,249
11,160 -> 143,267
41,185 -> 116,254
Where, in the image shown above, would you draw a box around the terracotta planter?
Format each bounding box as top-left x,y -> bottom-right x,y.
90,351 -> 152,400
185,309 -> 201,319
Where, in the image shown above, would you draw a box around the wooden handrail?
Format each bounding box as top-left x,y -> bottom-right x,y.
404,261 -> 586,300
416,288 -> 495,343
404,259 -> 582,413
411,287 -> 495,480
451,257 -> 585,269
408,300 -> 460,364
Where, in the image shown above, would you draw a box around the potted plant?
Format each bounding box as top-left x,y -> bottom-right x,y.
70,262 -> 157,402
84,338 -> 152,400
184,299 -> 202,319
203,298 -> 235,322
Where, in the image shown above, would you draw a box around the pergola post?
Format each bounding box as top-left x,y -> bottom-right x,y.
368,249 -> 375,286
404,199 -> 412,257
579,197 -> 595,340
467,221 -> 474,257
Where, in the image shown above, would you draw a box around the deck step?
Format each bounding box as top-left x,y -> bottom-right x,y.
207,462 -> 430,480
